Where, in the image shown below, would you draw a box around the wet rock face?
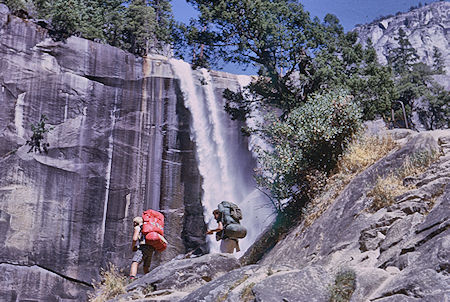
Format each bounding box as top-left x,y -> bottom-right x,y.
0,263 -> 91,301
0,8 -> 252,300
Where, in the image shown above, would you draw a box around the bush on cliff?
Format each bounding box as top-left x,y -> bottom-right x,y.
254,89 -> 362,213
25,114 -> 52,154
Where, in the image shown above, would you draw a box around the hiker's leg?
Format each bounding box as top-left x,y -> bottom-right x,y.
220,239 -> 235,253
130,261 -> 139,277
142,245 -> 153,274
130,248 -> 144,276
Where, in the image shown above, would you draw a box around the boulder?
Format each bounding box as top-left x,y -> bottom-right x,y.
252,266 -> 333,302
111,253 -> 241,301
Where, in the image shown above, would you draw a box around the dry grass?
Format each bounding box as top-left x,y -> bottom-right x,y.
368,150 -> 440,212
337,135 -> 397,174
89,264 -> 127,302
397,150 -> 439,179
240,282 -> 256,302
302,135 -> 398,228
368,174 -> 408,211
216,275 -> 249,302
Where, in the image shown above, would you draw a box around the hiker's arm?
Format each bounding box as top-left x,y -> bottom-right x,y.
131,226 -> 140,251
207,221 -> 223,234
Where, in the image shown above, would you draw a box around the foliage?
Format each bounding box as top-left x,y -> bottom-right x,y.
329,269 -> 356,302
388,28 -> 419,75
387,29 -> 448,130
47,0 -> 82,41
186,0 -> 396,120
417,83 -> 450,130
3,0 -> 173,56
25,114 -> 52,154
315,36 -> 396,120
122,1 -> 156,56
0,0 -> 26,13
149,0 -> 173,49
255,90 -> 362,211
432,46 -> 445,74
89,264 -> 127,302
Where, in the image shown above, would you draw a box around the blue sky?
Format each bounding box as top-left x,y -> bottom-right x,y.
171,0 -> 446,74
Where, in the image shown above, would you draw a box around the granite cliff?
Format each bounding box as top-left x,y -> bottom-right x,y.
0,5 -> 255,301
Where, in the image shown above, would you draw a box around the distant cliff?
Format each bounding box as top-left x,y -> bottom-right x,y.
354,1 -> 449,89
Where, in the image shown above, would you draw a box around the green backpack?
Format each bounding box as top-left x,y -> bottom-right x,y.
217,201 -> 246,240
218,201 -> 242,224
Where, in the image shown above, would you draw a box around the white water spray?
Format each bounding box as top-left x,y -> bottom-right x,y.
235,75 -> 275,255
15,92 -> 26,138
170,59 -> 274,254
101,89 -> 119,247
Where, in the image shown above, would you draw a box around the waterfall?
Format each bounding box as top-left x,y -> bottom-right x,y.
101,89 -> 119,247
170,59 -> 274,254
63,94 -> 69,121
15,92 -> 26,139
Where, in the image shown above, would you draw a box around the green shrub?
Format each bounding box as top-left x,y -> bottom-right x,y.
26,114 -> 52,154
255,89 -> 362,212
329,269 -> 356,302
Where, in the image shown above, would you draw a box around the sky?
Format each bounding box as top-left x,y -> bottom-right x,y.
171,0 -> 446,74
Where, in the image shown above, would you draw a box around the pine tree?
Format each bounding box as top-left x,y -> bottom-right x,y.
388,28 -> 419,74
123,0 -> 156,56
78,0 -> 107,41
349,39 -> 396,120
5,0 -> 173,57
148,0 -> 173,52
432,46 -> 445,74
48,0 -> 82,41
388,29 -> 448,129
418,83 -> 450,129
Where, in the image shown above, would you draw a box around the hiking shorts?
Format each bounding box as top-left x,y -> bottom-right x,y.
132,245 -> 154,267
220,238 -> 240,253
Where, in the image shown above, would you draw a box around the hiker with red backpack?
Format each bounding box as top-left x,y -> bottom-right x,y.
129,209 -> 167,280
207,201 -> 247,254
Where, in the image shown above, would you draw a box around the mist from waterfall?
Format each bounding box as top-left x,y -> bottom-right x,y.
170,59 -> 274,255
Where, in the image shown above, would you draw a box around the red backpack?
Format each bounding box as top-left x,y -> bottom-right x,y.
142,209 -> 167,252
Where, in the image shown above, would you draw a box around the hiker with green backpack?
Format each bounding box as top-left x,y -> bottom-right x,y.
206,201 -> 247,254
